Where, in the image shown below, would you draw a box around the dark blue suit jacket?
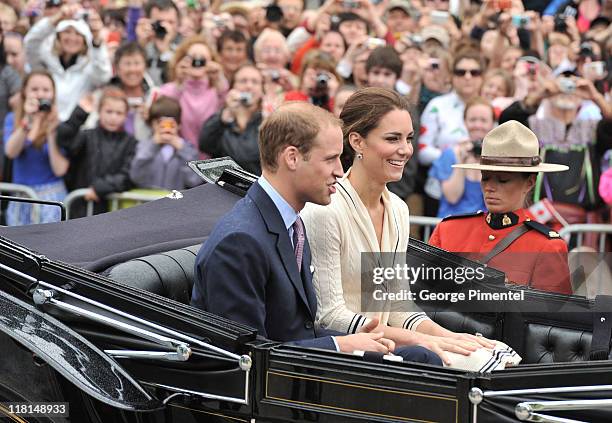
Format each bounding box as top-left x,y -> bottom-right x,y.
191,182 -> 337,350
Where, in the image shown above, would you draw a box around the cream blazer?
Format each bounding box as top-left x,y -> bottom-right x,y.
302,171 -> 429,334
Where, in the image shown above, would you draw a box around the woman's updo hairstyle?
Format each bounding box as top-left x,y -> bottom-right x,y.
339,87 -> 411,170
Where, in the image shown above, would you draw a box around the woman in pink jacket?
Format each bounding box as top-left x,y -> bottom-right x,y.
156,35 -> 228,156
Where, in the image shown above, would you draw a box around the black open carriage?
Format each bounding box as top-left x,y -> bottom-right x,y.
0,168 -> 611,423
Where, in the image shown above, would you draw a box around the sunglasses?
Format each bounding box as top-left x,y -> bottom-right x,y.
453,68 -> 482,77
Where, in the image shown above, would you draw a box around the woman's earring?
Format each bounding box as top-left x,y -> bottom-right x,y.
356,153 -> 363,160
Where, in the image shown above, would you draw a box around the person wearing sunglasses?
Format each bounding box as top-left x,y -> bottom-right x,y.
419,50 -> 484,167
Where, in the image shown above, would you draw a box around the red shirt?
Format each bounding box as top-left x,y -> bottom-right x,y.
429,209 -> 572,295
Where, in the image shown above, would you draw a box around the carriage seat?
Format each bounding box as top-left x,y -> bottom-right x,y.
106,244 -> 202,304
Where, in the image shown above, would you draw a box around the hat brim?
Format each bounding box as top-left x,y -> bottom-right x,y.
452,163 -> 569,172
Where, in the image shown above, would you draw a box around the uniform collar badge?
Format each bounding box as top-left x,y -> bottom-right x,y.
486,211 -> 519,229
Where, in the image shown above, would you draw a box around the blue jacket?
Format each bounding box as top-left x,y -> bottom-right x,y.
191,182 -> 338,350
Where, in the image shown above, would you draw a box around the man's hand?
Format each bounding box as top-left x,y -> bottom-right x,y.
135,17 -> 154,45
84,187 -> 100,202
336,332 -> 395,354
335,317 -> 395,354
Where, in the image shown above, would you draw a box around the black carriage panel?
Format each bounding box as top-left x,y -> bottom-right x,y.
255,345 -> 472,422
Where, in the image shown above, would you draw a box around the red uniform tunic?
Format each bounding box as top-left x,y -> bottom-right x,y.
429,209 -> 572,295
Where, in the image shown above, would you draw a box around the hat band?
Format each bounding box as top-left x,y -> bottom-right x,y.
480,156 -> 541,167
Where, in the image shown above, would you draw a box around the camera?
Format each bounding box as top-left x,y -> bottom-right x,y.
38,99 -> 52,112
46,0 -> 62,7
471,140 -> 483,157
316,73 -> 330,88
191,57 -> 206,68
265,5 -> 283,23
343,1 -> 359,8
429,58 -> 440,70
269,70 -> 281,82
75,10 -> 89,22
238,92 -> 253,106
152,21 -> 167,40
558,77 -> 576,94
579,42 -> 595,58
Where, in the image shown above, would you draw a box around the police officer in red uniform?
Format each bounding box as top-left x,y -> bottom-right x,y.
429,120 -> 572,295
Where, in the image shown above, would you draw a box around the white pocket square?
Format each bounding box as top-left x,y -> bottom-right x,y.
310,265 -> 315,274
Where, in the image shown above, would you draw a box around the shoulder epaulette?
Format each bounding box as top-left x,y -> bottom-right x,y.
441,210 -> 485,222
524,220 -> 561,239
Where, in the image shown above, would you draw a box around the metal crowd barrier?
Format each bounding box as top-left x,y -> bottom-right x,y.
559,224 -> 612,253
0,182 -> 42,224
411,215 -> 442,242
64,189 -> 168,220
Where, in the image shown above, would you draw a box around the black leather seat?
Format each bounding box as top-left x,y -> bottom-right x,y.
108,244 -> 596,366
106,244 -> 201,304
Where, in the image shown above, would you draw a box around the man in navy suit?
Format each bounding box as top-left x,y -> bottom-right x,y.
191,102 -> 440,361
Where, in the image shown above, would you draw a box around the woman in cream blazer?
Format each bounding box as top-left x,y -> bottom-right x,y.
302,87 -> 495,365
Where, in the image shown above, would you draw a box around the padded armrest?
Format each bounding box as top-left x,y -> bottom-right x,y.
107,244 -> 201,304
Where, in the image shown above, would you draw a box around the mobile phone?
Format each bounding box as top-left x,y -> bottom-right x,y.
511,15 -> 530,28
367,37 -> 386,49
431,11 -> 449,25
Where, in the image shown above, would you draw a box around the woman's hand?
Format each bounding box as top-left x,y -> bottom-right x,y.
450,332 -> 496,349
43,107 -> 60,138
205,60 -> 223,86
575,77 -> 599,101
413,333 -> 481,366
23,97 -> 39,116
87,9 -> 105,46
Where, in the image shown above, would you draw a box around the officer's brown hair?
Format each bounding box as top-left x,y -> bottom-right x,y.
259,102 -> 341,172
339,87 -> 411,170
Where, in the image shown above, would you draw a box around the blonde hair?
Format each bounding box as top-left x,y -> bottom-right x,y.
168,35 -> 216,82
15,70 -> 56,149
253,28 -> 289,64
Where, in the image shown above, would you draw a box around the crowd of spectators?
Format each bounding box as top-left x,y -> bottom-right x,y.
0,0 -> 611,225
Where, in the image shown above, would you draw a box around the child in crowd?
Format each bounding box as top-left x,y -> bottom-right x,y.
130,96 -> 201,190
57,87 -> 137,218
4,70 -> 68,225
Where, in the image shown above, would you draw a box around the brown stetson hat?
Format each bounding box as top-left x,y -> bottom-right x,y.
452,120 -> 569,173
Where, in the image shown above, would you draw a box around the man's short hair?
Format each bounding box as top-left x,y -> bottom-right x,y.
259,102 -> 341,172
148,96 -> 181,124
144,0 -> 180,18
333,12 -> 370,33
113,42 -> 147,67
366,46 -> 403,78
217,30 -> 247,53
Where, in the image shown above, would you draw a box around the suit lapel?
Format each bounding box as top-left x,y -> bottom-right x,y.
248,183 -> 313,318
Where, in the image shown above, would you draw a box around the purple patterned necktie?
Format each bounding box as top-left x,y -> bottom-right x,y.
292,215 -> 305,273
